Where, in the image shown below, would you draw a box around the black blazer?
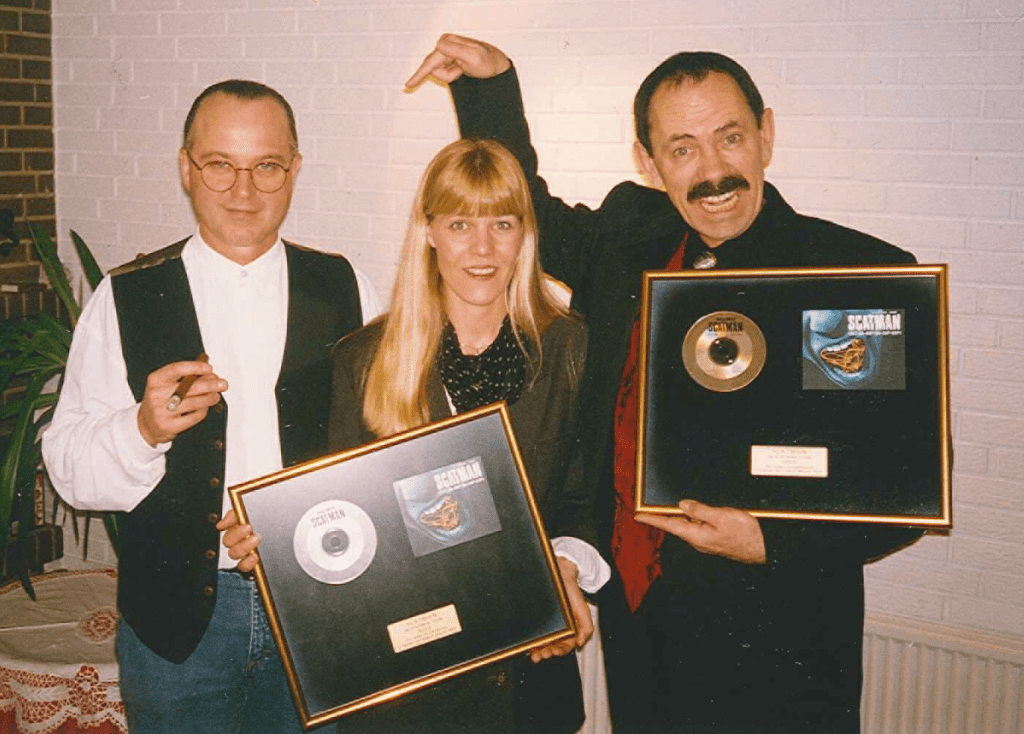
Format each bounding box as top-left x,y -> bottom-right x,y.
328,313 -> 589,734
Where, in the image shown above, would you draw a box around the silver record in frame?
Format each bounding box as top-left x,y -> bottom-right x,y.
229,403 -> 576,730
293,500 -> 377,585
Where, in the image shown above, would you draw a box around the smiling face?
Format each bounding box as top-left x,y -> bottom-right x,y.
635,72 -> 774,249
427,213 -> 524,328
178,92 -> 301,265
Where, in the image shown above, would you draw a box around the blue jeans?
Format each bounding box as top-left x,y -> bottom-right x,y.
116,571 -> 302,734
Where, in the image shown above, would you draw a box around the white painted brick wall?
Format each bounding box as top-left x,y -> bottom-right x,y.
51,0 -> 1023,646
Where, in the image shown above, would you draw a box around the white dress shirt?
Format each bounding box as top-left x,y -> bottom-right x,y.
42,231 -> 382,568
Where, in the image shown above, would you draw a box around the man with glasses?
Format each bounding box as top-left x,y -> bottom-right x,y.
43,80 -> 380,732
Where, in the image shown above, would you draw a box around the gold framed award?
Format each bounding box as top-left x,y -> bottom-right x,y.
635,265 -> 951,527
230,403 -> 576,729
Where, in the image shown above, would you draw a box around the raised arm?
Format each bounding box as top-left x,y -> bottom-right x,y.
410,34 -> 642,298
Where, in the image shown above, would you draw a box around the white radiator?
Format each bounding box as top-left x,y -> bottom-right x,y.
576,610 -> 1024,733
862,612 -> 1024,734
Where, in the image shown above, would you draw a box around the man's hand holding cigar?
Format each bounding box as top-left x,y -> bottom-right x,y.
137,354 -> 228,447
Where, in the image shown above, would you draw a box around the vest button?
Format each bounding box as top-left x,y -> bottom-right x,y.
210,477 -> 221,489
212,439 -> 224,451
205,548 -> 216,560
208,512 -> 219,523
202,585 -> 214,597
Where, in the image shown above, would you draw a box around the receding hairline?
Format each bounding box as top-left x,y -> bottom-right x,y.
183,85 -> 298,154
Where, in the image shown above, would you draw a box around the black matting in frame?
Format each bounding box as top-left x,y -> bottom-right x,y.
636,265 -> 951,526
230,403 -> 573,729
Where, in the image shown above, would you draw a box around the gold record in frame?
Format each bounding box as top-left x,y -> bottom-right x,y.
682,311 -> 767,392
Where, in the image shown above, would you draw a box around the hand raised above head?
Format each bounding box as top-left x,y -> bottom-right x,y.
637,500 -> 767,565
136,358 -> 227,447
406,33 -> 511,89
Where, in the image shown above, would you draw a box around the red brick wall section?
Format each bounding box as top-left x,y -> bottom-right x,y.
1,0 -> 55,444
0,0 -> 53,291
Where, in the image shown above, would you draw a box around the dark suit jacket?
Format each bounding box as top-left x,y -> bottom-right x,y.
328,314 -> 589,733
450,67 -> 924,732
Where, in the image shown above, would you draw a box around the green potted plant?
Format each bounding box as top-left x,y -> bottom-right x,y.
0,224 -> 118,597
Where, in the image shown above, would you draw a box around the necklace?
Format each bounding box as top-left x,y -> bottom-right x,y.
458,340 -> 490,356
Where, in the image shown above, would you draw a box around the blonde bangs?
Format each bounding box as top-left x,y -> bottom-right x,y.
423,146 -> 531,222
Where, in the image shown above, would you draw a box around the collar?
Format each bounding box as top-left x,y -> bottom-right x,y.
633,186 -> 689,247
632,181 -> 797,270
185,228 -> 286,279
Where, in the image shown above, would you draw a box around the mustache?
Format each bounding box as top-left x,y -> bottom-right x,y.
687,175 -> 750,202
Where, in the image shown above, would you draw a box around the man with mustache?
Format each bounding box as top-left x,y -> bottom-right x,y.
409,37 -> 922,733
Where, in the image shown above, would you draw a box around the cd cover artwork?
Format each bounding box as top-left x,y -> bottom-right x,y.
802,309 -> 906,390
393,456 -> 502,558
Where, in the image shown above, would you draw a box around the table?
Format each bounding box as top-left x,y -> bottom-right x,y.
0,569 -> 126,734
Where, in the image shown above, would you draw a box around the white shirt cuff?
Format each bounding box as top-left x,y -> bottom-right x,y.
114,404 -> 170,469
551,536 -> 611,594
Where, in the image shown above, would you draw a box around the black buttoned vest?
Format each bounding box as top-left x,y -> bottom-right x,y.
110,239 -> 362,663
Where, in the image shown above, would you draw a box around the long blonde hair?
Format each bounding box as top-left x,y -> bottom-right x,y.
362,138 -> 565,437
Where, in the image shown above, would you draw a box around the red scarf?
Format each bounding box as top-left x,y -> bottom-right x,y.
611,234 -> 688,612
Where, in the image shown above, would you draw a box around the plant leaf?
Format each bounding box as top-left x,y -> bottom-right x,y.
0,378 -> 58,421
18,565 -> 36,601
70,230 -> 105,291
9,418 -> 41,600
3,227 -> 109,591
29,224 -> 81,327
103,512 -> 121,558
0,369 -> 50,556
14,424 -> 41,540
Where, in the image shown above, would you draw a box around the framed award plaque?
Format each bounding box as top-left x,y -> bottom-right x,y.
229,403 -> 576,729
635,265 -> 951,527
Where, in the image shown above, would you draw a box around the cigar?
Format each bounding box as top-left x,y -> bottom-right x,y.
166,353 -> 209,412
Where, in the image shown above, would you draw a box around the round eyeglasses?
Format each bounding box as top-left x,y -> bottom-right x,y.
186,153 -> 295,194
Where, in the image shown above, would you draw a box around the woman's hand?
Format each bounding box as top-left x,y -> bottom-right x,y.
216,509 -> 262,573
529,557 -> 595,662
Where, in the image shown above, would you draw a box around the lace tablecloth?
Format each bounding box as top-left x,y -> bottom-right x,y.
0,569 -> 126,734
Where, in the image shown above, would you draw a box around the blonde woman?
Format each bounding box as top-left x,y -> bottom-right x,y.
225,139 -> 607,733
